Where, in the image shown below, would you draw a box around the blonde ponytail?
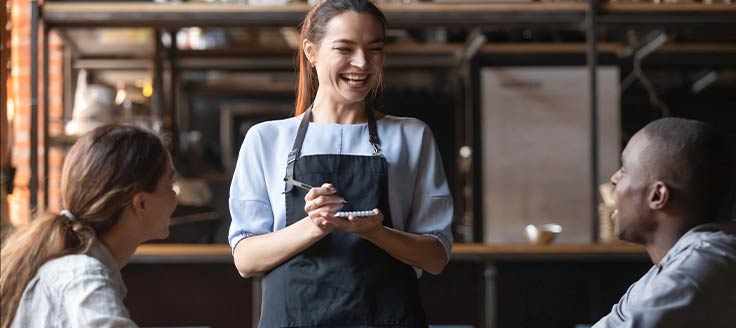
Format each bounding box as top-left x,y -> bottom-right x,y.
0,212 -> 94,328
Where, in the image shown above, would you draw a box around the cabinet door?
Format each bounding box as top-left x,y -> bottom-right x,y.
481,66 -> 620,244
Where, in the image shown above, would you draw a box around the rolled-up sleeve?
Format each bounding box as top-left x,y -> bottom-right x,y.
228,126 -> 275,249
406,125 -> 454,260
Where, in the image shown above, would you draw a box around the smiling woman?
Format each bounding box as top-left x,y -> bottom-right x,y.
0,124 -> 177,328
294,0 -> 387,118
303,11 -> 385,111
227,0 -> 454,327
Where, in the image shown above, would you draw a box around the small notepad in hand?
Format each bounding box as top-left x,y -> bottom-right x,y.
334,209 -> 378,218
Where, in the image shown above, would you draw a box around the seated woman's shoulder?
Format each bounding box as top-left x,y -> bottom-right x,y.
38,253 -> 110,280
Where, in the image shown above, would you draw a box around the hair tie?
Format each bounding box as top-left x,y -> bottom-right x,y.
60,209 -> 78,224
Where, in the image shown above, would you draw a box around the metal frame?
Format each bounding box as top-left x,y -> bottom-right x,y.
587,0 -> 600,242
43,24 -> 50,209
29,0 -> 39,210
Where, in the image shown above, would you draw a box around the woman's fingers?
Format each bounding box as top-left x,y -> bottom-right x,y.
305,183 -> 336,200
307,210 -> 335,230
309,208 -> 385,234
348,209 -> 382,224
304,195 -> 345,213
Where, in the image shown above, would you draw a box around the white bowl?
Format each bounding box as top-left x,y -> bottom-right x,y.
524,223 -> 562,245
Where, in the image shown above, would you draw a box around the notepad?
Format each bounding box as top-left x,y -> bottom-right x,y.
334,210 -> 377,218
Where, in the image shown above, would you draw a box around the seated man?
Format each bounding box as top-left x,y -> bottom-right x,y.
593,117 -> 736,328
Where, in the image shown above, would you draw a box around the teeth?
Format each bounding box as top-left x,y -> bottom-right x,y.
342,74 -> 368,81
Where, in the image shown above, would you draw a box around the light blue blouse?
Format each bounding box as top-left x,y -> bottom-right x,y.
228,114 -> 454,265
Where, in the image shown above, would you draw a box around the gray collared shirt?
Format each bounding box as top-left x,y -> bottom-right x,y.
10,239 -> 138,328
592,222 -> 736,328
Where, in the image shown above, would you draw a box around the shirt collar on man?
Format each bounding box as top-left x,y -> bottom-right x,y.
656,221 -> 736,273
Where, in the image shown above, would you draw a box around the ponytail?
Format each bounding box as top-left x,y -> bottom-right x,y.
295,12 -> 318,117
0,212 -> 94,328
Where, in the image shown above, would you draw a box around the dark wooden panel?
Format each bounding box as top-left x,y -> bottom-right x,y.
494,260 -> 651,328
120,258 -> 650,328
122,263 -> 252,328
421,262 -> 485,327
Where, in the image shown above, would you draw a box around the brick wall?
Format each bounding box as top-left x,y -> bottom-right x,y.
2,0 -> 10,226
7,0 -> 64,227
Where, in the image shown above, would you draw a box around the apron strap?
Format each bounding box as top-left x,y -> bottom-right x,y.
283,106 -> 312,193
366,107 -> 382,156
283,105 -> 382,193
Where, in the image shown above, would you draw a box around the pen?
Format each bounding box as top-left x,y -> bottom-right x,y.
285,178 -> 349,204
287,179 -> 315,191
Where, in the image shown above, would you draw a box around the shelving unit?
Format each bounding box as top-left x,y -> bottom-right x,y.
32,1 -> 598,226
30,0 -> 736,241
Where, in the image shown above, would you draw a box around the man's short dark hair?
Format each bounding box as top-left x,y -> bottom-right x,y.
643,117 -> 734,222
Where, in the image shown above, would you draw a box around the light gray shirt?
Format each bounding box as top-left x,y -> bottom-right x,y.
593,222 -> 736,328
11,240 -> 138,328
228,115 -> 454,264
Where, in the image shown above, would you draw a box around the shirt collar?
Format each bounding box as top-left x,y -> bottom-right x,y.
657,221 -> 736,272
87,239 -> 128,297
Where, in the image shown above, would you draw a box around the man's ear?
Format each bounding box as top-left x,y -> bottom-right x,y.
303,39 -> 316,67
131,193 -> 147,217
648,181 -> 670,210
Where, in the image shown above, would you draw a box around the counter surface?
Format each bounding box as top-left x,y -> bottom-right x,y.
131,243 -> 648,263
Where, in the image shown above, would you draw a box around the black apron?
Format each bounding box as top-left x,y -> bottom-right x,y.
259,107 -> 427,327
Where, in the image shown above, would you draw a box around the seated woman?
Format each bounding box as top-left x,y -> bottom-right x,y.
0,124 -> 177,328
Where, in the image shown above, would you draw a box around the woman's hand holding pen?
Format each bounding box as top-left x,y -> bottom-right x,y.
303,183 -> 383,235
304,183 -> 345,232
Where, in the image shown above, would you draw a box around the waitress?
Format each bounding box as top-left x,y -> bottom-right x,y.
228,0 -> 453,326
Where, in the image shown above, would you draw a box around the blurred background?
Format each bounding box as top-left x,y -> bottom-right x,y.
2,0 -> 735,327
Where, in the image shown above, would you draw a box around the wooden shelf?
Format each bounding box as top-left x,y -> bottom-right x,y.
602,2 -> 736,13
382,2 -> 587,26
70,42 -> 736,64
599,2 -> 736,24
41,2 -> 736,29
48,134 -> 79,147
657,43 -> 736,54
482,42 -> 736,55
452,242 -> 647,261
41,2 -> 587,28
481,42 -> 620,54
130,242 -> 648,264
133,244 -> 233,264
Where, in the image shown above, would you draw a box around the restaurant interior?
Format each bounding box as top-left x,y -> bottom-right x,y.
2,0 -> 735,327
